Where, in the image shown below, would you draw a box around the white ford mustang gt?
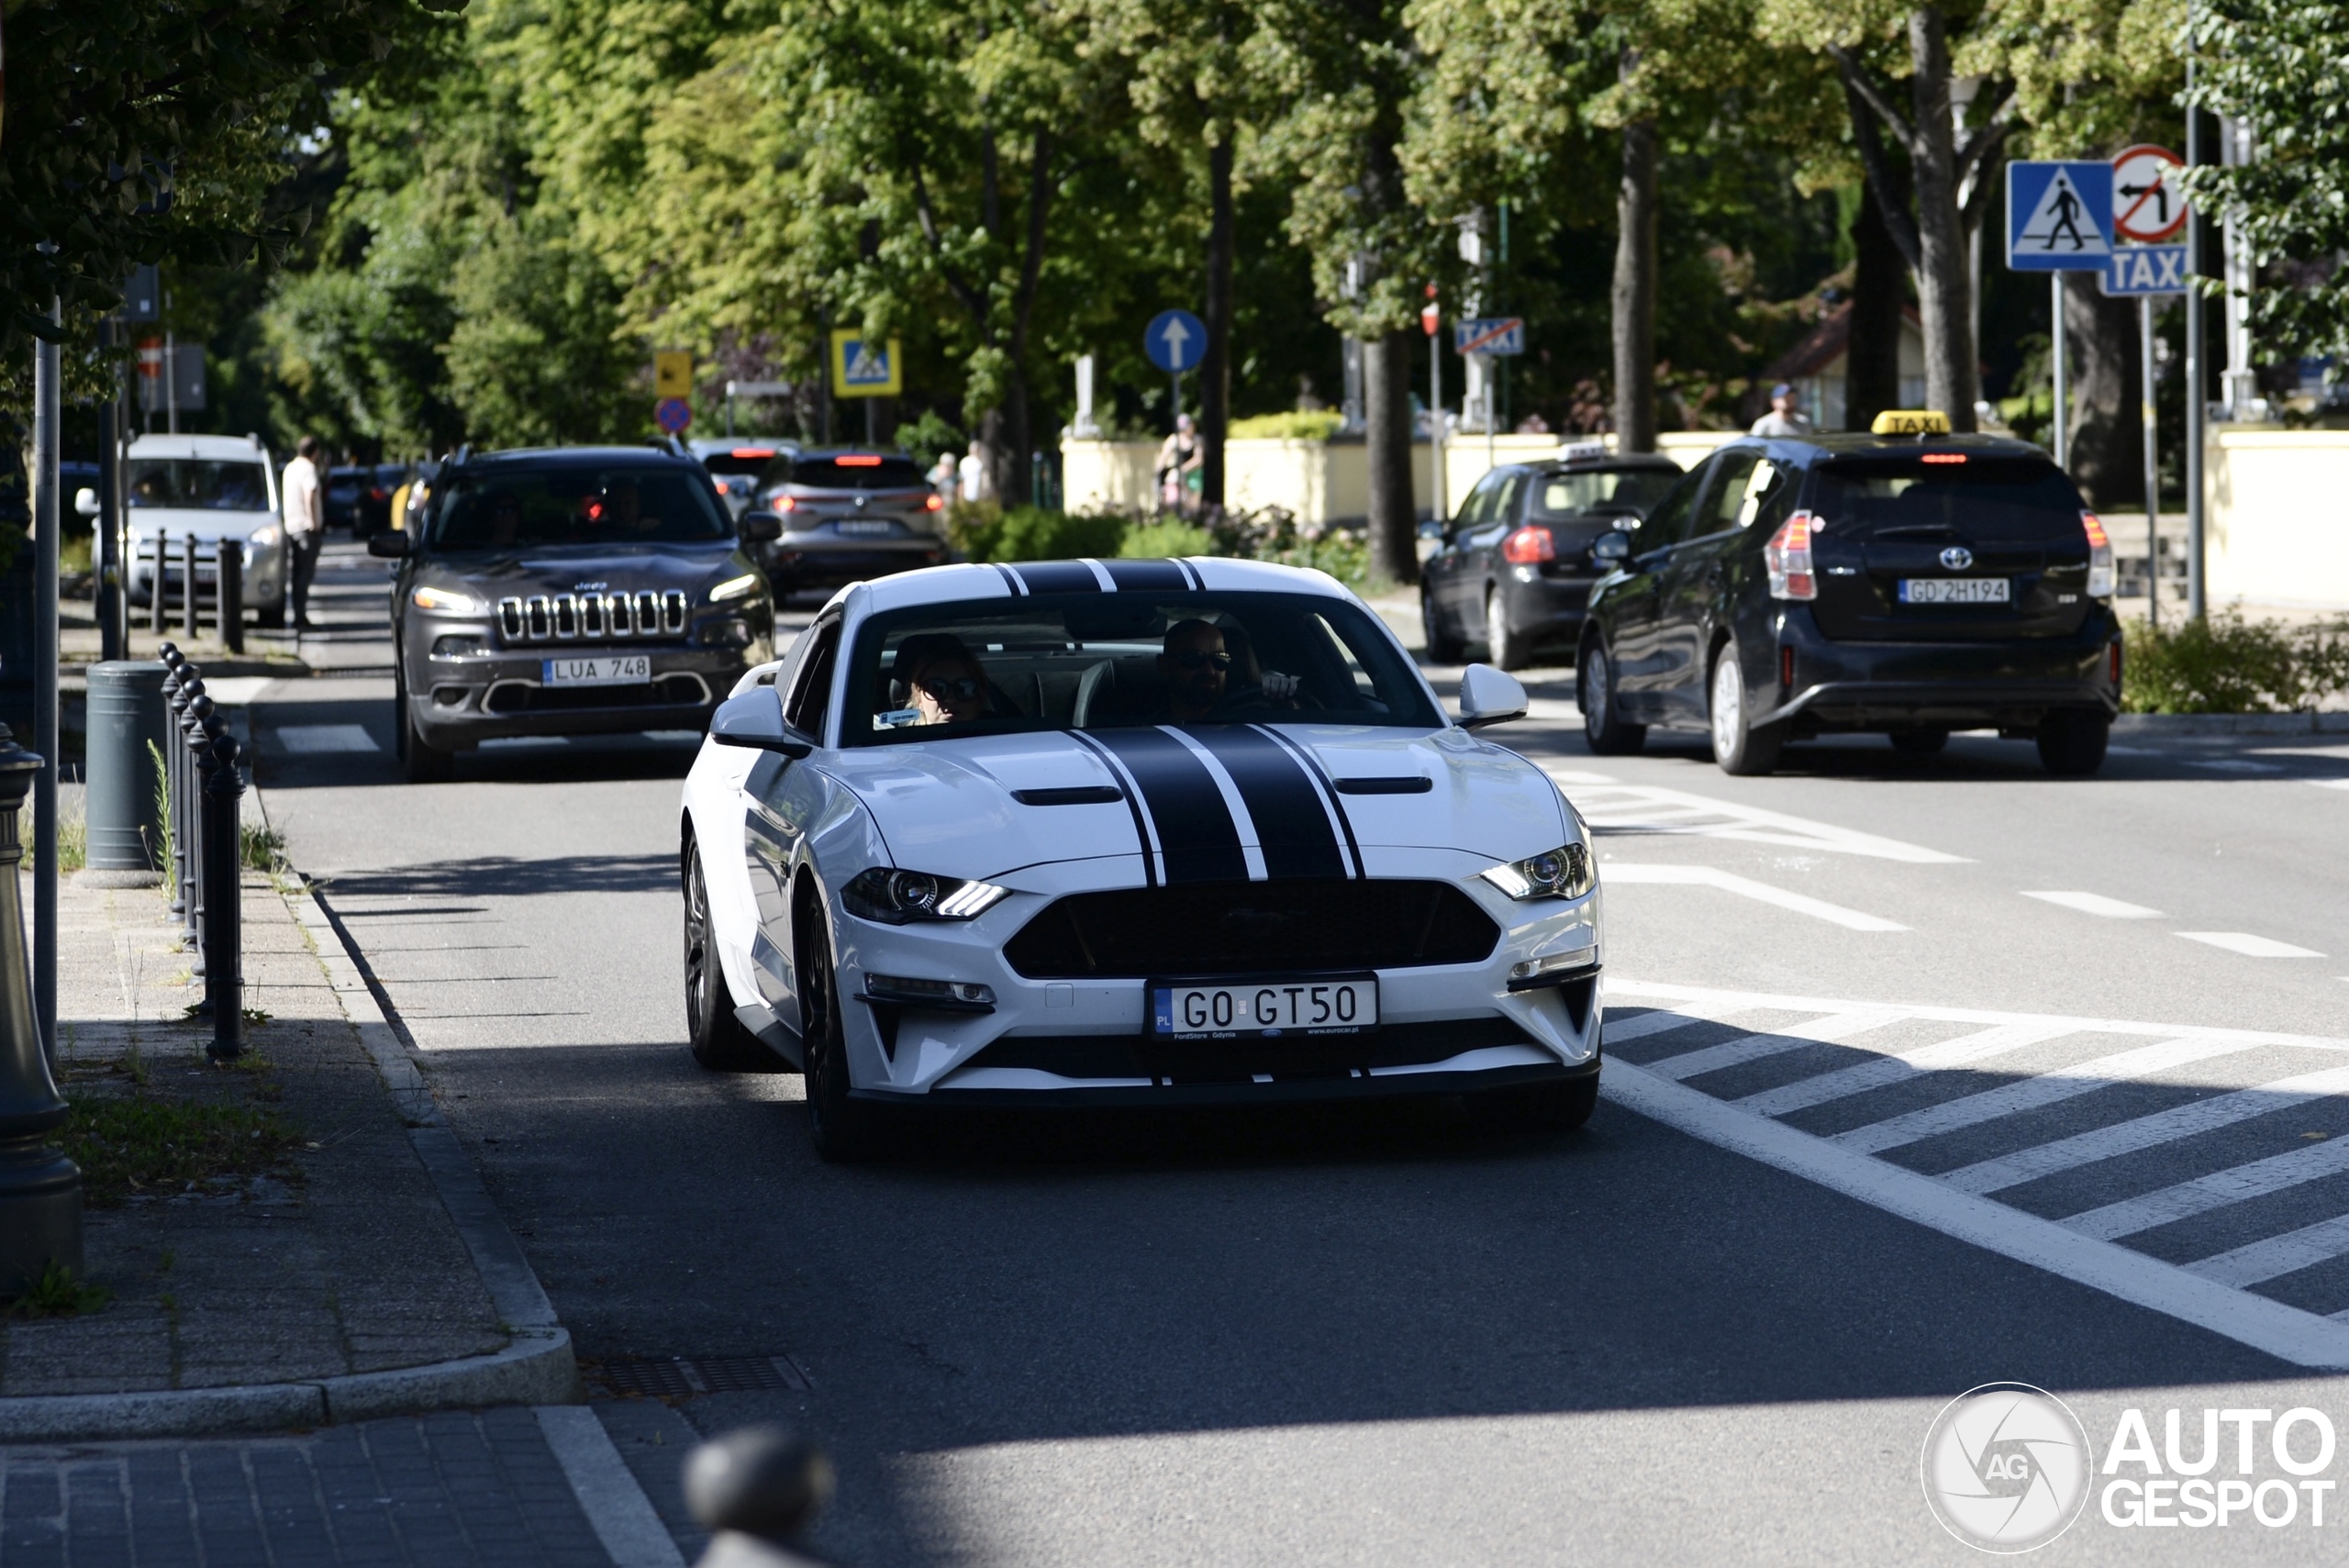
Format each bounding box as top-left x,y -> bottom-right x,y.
678,556 -> 1604,1159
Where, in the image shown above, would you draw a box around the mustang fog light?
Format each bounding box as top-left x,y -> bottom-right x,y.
697,617 -> 754,649
842,867 -> 1010,924
1480,840 -> 1597,901
1510,946 -> 1598,984
431,634 -> 486,658
863,973 -> 996,1009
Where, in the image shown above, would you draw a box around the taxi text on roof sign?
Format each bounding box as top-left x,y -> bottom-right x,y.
1871,409 -> 1951,436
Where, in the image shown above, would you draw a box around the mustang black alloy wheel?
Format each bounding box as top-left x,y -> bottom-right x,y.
800,908 -> 885,1162
685,849 -> 770,1071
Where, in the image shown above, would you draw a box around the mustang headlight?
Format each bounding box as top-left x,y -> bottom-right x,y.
1479,835 -> 1597,901
708,572 -> 762,604
412,585 -> 482,613
842,867 -> 1010,924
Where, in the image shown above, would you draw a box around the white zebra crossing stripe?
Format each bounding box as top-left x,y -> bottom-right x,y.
2067,1136 -> 2349,1241
2187,1213 -> 2349,1288
1732,1022 -> 2079,1118
1547,773 -> 1966,863
1939,1062 -> 2349,1196
1647,1011 -> 1909,1083
1599,996 -> 1756,1045
1601,863 -> 1908,931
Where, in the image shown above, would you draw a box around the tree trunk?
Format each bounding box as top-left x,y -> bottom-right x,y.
1905,6 -> 1980,431
976,408 -> 1003,504
1201,136 -> 1235,509
1001,371 -> 1032,507
2063,273 -> 2143,509
1364,328 -> 1417,584
1847,179 -> 1906,430
1611,113 -> 1660,451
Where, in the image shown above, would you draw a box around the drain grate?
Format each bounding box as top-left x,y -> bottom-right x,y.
591,1354 -> 812,1399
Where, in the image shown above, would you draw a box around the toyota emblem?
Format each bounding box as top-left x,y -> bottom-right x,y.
1940,545 -> 1975,571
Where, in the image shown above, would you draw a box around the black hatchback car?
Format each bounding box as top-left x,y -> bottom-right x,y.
1575,422 -> 2121,776
1420,449 -> 1684,669
370,447 -> 779,782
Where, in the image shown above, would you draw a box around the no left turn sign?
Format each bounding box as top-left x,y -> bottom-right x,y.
2111,144 -> 2188,244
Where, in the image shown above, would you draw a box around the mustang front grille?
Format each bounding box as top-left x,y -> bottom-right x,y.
1003,878 -> 1499,979
496,590 -> 688,643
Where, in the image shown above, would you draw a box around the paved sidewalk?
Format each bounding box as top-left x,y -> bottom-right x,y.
3,868 -> 506,1406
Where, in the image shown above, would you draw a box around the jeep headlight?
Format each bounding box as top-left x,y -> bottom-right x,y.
708,572 -> 762,604
1479,827 -> 1597,901
412,585 -> 482,613
842,867 -> 1010,924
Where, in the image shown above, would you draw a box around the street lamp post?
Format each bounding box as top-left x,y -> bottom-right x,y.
0,727 -> 83,1296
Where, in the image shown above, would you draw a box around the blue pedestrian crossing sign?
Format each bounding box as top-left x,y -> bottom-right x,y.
2007,161 -> 2113,271
2100,244 -> 2189,297
829,328 -> 903,398
1144,309 -> 1207,374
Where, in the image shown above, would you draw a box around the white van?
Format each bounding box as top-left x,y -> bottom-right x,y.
114,434 -> 290,628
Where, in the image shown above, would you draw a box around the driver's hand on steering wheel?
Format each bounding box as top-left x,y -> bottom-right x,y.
1262,670 -> 1300,701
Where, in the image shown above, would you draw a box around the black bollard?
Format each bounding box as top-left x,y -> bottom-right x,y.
182,533 -> 198,639
220,548 -> 244,656
685,1428 -> 836,1568
161,654 -> 189,919
185,706 -> 219,979
0,726 -> 83,1296
203,732 -> 245,1062
150,532 -> 167,636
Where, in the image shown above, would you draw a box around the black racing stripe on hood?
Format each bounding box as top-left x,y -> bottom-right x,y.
1103,559 -> 1189,593
1181,726 -> 1344,880
1253,725 -> 1364,879
1064,730 -> 1158,888
1008,562 -> 1099,595
990,563 -> 1028,595
1085,728 -> 1246,884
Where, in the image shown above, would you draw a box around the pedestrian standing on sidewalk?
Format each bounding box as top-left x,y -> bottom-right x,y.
1749,384 -> 1814,438
282,435 -> 326,630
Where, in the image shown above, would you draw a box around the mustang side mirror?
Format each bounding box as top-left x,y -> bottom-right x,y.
710,687 -> 816,757
1456,663 -> 1529,729
74,487 -> 102,518
368,530 -> 413,558
740,510 -> 785,544
1590,529 -> 1633,567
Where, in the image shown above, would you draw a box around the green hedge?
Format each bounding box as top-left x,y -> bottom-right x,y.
2123,610 -> 2349,714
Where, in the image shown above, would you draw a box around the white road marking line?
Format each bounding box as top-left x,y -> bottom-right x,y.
196,676 -> 274,706
2187,1214 -> 2349,1288
1732,1022 -> 2080,1117
2022,890 -> 2163,918
1545,770 -> 1619,784
1828,1036 -> 2266,1155
275,723 -> 382,754
2309,779 -> 2349,792
1601,997 -> 1759,1045
1647,1010 -> 1909,1083
1602,863 -> 1907,932
2068,1135 -> 2349,1241
1602,1059 -> 2349,1369
2187,759 -> 2284,773
1542,772 -> 1966,863
2177,931 -> 2326,959
1943,1062 -> 2349,1197
536,1406 -> 687,1568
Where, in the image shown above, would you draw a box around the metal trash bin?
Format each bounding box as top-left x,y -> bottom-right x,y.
83,660 -> 169,885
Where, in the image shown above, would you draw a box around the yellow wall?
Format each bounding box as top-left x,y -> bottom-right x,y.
2207,427 -> 2349,610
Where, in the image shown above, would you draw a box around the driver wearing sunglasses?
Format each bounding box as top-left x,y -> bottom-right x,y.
1156,618 -> 1301,724
894,634 -> 995,727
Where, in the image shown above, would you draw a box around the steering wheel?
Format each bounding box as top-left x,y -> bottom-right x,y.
1208,683 -> 1324,717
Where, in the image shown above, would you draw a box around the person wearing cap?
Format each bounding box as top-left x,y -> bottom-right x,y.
1750,383 -> 1813,438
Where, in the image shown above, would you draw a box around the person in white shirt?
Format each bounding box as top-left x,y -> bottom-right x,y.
1749,383 -> 1814,438
957,441 -> 990,504
281,435 -> 327,629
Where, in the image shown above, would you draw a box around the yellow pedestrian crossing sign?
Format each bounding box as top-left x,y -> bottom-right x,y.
654,350 -> 694,399
829,329 -> 903,398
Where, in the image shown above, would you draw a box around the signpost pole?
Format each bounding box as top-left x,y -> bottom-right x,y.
2141,295 -> 2161,629
33,298 -> 61,1061
2183,13 -> 2208,622
2050,276 -> 2068,470
1485,354 -> 1496,475
1430,331 -> 1444,524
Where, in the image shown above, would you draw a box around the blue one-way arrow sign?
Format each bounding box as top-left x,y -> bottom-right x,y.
1144,309 -> 1206,374
2100,245 -> 2188,297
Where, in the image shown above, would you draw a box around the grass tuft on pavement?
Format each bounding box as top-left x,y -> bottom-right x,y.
7,1262 -> 112,1318
63,1094 -> 303,1207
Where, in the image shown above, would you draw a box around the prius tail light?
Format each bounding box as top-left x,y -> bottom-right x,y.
1501,527 -> 1556,565
924,493 -> 944,511
2083,511 -> 2114,598
1765,511 -> 1817,601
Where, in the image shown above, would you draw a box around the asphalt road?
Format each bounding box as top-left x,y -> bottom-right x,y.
248,542 -> 2349,1565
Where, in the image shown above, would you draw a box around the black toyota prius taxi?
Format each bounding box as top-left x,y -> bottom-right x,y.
1575,411 -> 2122,777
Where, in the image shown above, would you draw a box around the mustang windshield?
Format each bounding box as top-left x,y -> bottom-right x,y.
426,465 -> 731,550
841,590 -> 1442,746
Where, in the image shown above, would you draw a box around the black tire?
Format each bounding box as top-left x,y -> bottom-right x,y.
685,848 -> 771,1071
1469,1074 -> 1599,1132
256,602 -> 286,630
1421,588 -> 1466,662
1579,639 -> 1645,755
1484,590 -> 1527,672
1888,728 -> 1949,756
799,905 -> 885,1162
1709,640 -> 1784,776
2037,710 -> 2110,776
395,688 -> 454,784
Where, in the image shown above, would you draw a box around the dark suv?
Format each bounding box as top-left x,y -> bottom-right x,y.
1575,428 -> 2121,776
1420,450 -> 1684,669
371,447 -> 779,782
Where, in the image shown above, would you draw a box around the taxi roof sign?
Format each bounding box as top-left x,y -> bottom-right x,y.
1871,409 -> 1951,436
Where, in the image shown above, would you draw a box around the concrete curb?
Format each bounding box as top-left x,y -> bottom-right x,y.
2112,711 -> 2349,737
0,800 -> 584,1442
